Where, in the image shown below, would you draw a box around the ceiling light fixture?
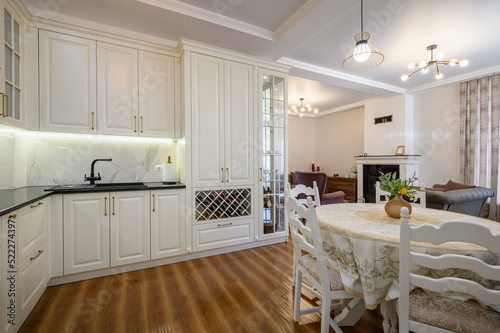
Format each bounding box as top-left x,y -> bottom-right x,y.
342,0 -> 384,71
288,98 -> 318,117
401,44 -> 468,81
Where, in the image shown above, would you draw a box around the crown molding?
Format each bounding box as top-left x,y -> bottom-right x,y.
273,0 -> 323,39
138,0 -> 275,41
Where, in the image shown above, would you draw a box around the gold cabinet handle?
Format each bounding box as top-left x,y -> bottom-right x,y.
260,168 -> 263,182
0,93 -> 4,117
9,214 -> 17,219
30,202 -> 44,208
30,250 -> 43,261
140,116 -> 144,133
221,168 -> 224,183
91,112 -> 95,130
112,196 -> 115,215
152,194 -> 155,212
1,93 -> 8,118
226,168 -> 229,183
134,116 -> 137,133
104,197 -> 108,216
217,222 -> 233,227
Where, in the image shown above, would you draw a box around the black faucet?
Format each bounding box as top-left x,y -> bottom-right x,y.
85,158 -> 112,185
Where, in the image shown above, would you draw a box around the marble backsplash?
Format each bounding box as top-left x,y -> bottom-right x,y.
14,132 -> 177,187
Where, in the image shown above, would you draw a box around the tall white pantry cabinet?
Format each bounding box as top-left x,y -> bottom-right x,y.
181,40 -> 289,251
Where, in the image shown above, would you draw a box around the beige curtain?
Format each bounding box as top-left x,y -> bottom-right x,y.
459,74 -> 500,221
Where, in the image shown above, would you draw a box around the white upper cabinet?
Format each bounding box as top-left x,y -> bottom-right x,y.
191,53 -> 254,187
39,31 -> 96,133
139,51 -> 176,137
97,42 -> 139,136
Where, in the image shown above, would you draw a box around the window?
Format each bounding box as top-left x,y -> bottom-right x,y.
4,8 -> 21,121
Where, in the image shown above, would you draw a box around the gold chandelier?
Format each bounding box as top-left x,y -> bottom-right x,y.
402,44 -> 468,81
342,0 -> 384,71
288,98 -> 318,117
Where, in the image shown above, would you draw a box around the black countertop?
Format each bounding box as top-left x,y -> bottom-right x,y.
0,182 -> 186,216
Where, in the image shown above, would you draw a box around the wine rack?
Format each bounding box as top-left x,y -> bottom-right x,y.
195,188 -> 252,221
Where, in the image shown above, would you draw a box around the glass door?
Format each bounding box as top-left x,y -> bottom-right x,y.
260,72 -> 287,236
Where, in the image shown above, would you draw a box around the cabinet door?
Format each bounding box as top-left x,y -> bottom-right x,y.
224,60 -> 254,186
138,51 -> 176,137
191,53 -> 224,187
63,193 -> 109,274
39,31 -> 97,133
151,189 -> 185,259
97,42 -> 139,135
17,198 -> 48,263
110,191 -> 150,266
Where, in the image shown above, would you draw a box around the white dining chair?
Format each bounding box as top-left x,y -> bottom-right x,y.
287,182 -> 320,287
398,207 -> 500,333
375,181 -> 426,208
286,194 -> 351,333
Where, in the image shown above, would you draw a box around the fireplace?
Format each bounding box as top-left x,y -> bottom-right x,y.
354,155 -> 422,202
363,164 -> 399,203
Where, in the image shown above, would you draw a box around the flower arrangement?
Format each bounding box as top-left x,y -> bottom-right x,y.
378,171 -> 421,202
350,163 -> 357,174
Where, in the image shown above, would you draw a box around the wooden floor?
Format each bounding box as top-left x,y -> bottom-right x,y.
20,241 -> 385,333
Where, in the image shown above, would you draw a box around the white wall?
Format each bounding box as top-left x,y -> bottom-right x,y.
0,125 -> 16,189
413,85 -> 460,186
315,107 -> 364,177
288,115 -> 315,173
364,95 -> 413,155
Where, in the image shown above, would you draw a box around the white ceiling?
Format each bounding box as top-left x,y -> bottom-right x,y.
22,0 -> 500,116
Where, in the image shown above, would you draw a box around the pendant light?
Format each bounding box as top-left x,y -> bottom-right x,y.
342,0 -> 384,71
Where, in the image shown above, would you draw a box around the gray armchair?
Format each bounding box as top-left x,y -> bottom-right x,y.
426,184 -> 496,217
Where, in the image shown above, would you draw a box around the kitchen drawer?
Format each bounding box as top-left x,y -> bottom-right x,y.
18,241 -> 49,318
193,218 -> 254,252
18,199 -> 48,264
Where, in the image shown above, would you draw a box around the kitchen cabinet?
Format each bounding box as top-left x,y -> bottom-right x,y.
63,192 -> 109,275
191,53 -> 254,187
150,189 -> 185,259
98,42 -> 177,137
258,70 -> 288,239
0,3 -> 24,128
17,198 -> 48,264
39,30 -> 97,133
64,190 -> 152,274
110,191 -> 150,266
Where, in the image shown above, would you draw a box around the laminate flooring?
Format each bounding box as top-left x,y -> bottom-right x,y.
20,241 -> 385,332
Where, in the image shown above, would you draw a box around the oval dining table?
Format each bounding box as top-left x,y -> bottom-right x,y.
315,203 -> 500,333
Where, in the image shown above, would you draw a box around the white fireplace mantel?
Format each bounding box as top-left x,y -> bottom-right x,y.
355,155 -> 422,201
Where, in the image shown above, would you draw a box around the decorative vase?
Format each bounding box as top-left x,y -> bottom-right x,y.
385,196 -> 412,218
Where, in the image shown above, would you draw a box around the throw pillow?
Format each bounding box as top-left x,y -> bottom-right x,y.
445,180 -> 476,191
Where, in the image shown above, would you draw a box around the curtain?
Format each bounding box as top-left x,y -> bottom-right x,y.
459,74 -> 500,221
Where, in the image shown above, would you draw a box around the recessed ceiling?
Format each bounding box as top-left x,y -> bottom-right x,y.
22,0 -> 500,115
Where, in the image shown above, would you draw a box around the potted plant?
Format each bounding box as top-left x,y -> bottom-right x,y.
378,171 -> 421,218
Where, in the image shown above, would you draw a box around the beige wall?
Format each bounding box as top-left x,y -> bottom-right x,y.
288,115 -> 315,173
315,107 -> 364,177
413,85 -> 461,186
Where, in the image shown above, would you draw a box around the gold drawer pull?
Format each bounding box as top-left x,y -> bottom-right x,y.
221,168 -> 224,183
104,197 -> 108,216
140,116 -> 144,133
134,116 -> 137,132
226,168 -> 229,183
30,250 -> 43,261
152,194 -> 155,212
217,222 -> 233,227
259,167 -> 263,182
91,112 -> 95,130
112,196 -> 115,215
9,214 -> 17,219
30,202 -> 43,208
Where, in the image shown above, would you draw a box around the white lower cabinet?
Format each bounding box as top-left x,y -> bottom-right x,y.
110,191 -> 150,266
151,189 -> 186,259
63,192 -> 110,275
17,199 -> 48,264
193,218 -> 254,252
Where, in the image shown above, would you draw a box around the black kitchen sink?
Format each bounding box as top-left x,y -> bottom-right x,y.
93,182 -> 147,187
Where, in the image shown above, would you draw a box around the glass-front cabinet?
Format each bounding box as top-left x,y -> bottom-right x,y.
259,69 -> 287,238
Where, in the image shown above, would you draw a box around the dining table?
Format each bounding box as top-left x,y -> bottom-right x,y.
315,203 -> 500,332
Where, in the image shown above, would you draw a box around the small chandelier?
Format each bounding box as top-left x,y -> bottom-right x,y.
342,0 -> 384,71
402,44 -> 468,81
288,98 -> 318,117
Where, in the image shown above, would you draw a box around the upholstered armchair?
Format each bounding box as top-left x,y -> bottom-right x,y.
294,171 -> 347,205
